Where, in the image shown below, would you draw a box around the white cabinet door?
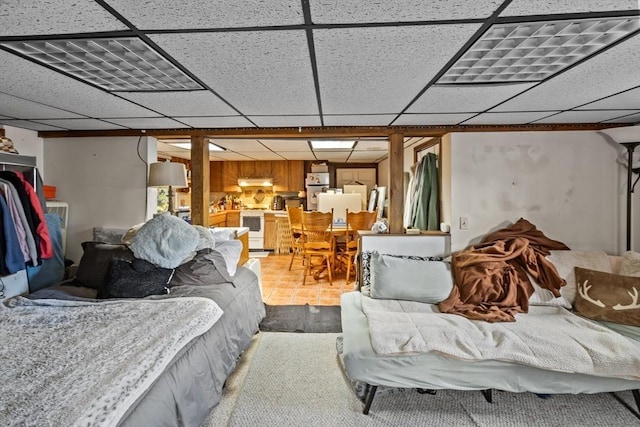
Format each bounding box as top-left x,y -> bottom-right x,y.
336,168 -> 376,190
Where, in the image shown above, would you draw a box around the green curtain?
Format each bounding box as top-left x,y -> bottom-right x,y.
411,153 -> 439,231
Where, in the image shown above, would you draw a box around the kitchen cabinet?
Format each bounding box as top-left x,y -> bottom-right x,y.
210,162 -> 224,192
209,212 -> 227,227
288,160 -> 305,191
222,162 -> 239,192
254,161 -> 272,179
263,213 -> 277,250
238,162 -> 255,180
211,160 -> 306,192
226,210 -> 240,227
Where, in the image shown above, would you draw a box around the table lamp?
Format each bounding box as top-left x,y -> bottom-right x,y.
148,161 -> 188,215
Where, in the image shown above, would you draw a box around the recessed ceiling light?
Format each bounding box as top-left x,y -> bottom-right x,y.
167,142 -> 225,152
310,140 -> 355,150
437,16 -> 640,84
0,37 -> 203,91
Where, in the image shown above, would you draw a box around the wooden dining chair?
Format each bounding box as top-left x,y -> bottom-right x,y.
300,209 -> 335,285
341,209 -> 377,285
286,206 -> 304,271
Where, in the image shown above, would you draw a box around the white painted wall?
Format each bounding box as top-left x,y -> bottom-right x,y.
43,136 -> 157,263
2,126 -> 44,173
447,131 -> 625,254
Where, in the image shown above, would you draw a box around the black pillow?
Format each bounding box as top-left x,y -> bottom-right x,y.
75,242 -> 134,290
98,258 -> 174,299
172,248 -> 234,287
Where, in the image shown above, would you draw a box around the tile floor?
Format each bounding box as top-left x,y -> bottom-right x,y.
259,252 -> 357,306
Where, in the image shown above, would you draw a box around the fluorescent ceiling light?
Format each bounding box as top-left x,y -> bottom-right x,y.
0,37 -> 203,91
438,16 -> 640,84
168,142 -> 225,152
310,140 -> 355,150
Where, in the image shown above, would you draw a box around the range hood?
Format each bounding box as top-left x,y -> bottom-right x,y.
238,178 -> 273,187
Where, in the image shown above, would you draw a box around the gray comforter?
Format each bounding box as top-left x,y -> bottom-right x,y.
24,266 -> 265,427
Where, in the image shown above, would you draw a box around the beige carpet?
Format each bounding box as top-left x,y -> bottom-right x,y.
204,333 -> 639,426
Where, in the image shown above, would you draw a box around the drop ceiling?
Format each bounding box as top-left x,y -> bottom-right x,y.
0,0 -> 638,163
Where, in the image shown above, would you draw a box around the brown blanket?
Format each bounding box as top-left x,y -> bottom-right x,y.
438,218 -> 570,322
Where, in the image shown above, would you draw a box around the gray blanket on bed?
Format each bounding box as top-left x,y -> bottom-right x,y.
0,296 -> 222,427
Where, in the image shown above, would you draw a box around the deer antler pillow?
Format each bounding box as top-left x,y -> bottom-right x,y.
574,267 -> 640,327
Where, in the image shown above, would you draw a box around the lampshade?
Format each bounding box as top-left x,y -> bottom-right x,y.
148,162 -> 188,188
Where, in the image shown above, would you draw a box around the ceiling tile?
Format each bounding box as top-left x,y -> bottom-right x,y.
177,116 -> 255,128
106,0 -> 303,29
408,83 -> 536,113
105,117 -> 189,129
492,35 -> 640,112
260,139 -> 312,152
0,51 -> 160,118
0,93 -> 84,119
323,115 -> 396,126
354,140 -> 388,151
212,139 -> 269,151
577,86 -> 640,110
150,31 -> 318,115
209,152 -> 255,161
0,0 -> 127,36
36,118 -> 127,130
462,111 -> 559,125
347,151 -> 387,162
310,0 -> 502,23
393,113 -> 476,125
249,115 -> 322,127
314,24 -> 481,114
0,119 -> 66,131
276,151 -> 318,160
533,110 -> 640,124
119,91 -> 238,116
500,0 -> 639,16
318,152 -> 350,162
602,112 -> 640,123
236,151 -> 287,161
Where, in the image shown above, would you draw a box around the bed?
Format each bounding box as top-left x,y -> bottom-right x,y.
0,216 -> 265,426
340,230 -> 640,416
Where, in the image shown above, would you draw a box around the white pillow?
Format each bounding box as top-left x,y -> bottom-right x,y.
369,251 -> 453,304
529,250 -> 612,308
214,239 -> 242,276
210,228 -> 235,241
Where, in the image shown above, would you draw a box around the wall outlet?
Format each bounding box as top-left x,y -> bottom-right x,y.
459,216 -> 469,230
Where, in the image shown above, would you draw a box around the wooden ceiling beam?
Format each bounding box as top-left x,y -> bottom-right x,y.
37,123 -> 628,139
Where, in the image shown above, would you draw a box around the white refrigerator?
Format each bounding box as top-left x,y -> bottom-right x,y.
306,173 -> 329,210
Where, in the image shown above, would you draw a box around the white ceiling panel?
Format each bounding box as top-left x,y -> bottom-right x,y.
0,119 -> 66,131
348,151 -> 388,162
105,117 -> 189,129
36,119 -> 127,130
209,152 -> 254,161
500,0 -> 639,16
0,0 -> 127,36
177,116 -> 255,128
323,115 -> 396,126
119,91 -> 238,116
249,115 -> 322,127
237,151 -> 287,161
317,152 -> 351,162
150,31 -> 318,115
533,110 -> 640,124
260,139 -> 311,152
354,140 -> 388,151
276,151 -> 318,160
314,24 -> 481,114
393,113 -> 476,125
0,51 -> 159,118
0,93 -> 84,119
492,35 -> 640,112
213,139 -> 269,151
462,111 -> 558,125
408,83 -> 536,113
603,112 -> 640,123
577,87 -> 640,110
310,0 -> 502,23
106,0 -> 304,29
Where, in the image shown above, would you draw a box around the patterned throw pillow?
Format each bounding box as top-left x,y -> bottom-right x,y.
574,267 -> 640,327
619,251 -> 640,277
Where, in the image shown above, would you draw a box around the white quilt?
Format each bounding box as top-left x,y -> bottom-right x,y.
361,296 -> 640,381
0,296 -> 223,427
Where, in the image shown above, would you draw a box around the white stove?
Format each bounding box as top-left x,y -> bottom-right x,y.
239,210 -> 265,250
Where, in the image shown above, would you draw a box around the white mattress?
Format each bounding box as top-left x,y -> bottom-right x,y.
341,291 -> 640,394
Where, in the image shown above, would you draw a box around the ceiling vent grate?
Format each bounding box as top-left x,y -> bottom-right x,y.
437,16 -> 640,85
0,37 -> 203,92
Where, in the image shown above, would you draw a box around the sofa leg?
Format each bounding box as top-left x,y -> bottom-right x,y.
362,385 -> 378,415
481,389 -> 493,403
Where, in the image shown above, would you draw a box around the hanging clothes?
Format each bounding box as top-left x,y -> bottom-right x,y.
0,180 -> 32,263
0,195 -> 25,275
411,152 -> 439,231
15,172 -> 53,260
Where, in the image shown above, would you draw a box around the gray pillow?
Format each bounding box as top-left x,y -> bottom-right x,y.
171,249 -> 234,287
369,251 -> 453,303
